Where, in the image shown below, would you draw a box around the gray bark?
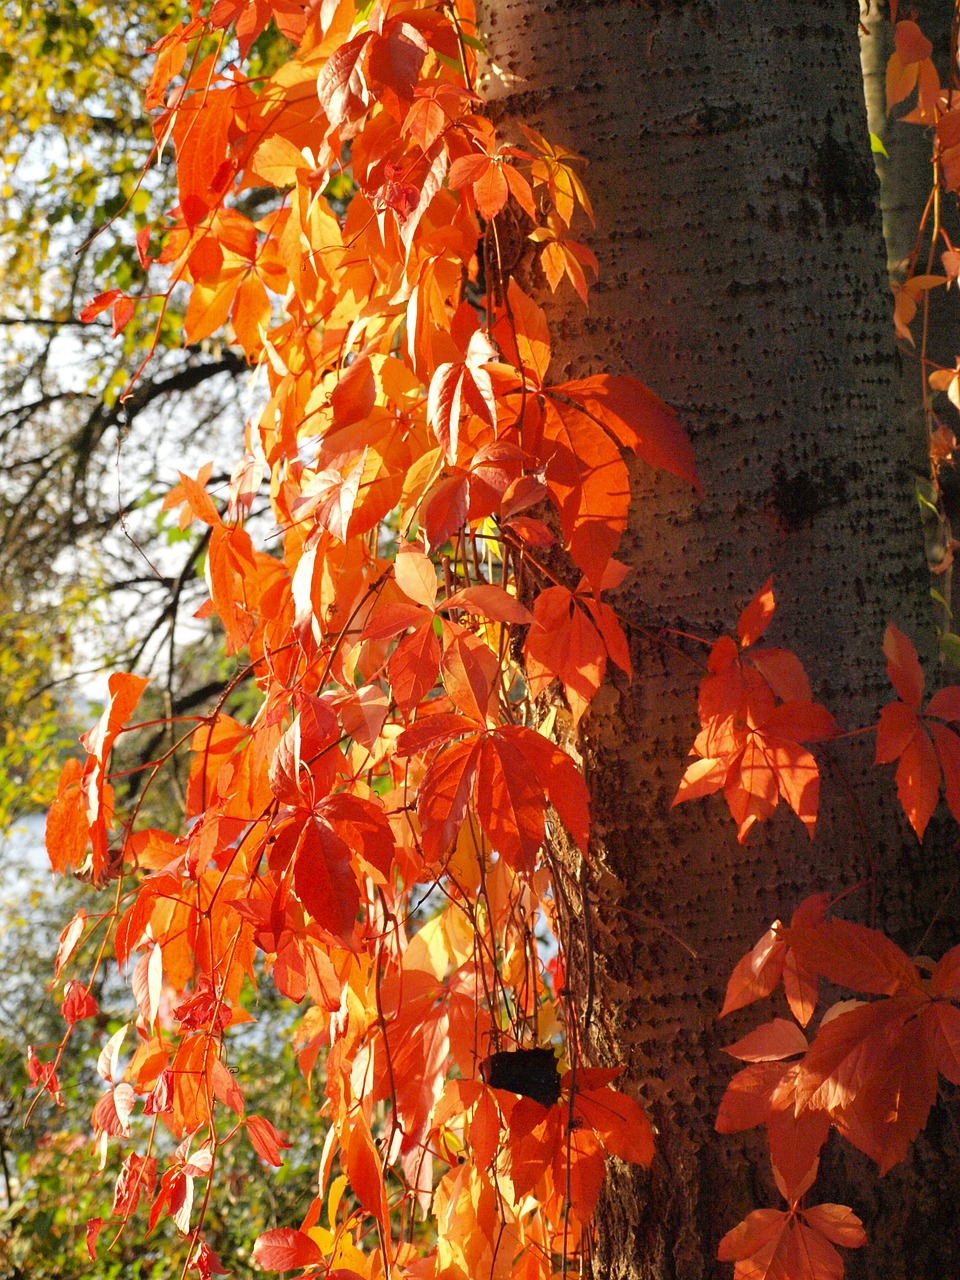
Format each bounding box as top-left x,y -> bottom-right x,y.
477,1 -> 960,1276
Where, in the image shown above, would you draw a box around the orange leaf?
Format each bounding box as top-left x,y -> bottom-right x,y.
747,648 -> 812,702
46,759 -> 89,874
801,1203 -> 867,1250
555,1126 -> 606,1224
723,1018 -> 808,1063
719,926 -> 785,1017
540,397 -> 629,589
440,628 -> 500,724
395,542 -> 438,608
317,32 -> 371,130
737,577 -> 775,647
442,583 -> 534,624
80,673 -> 149,879
553,373 -> 700,492
493,280 -> 551,388
717,1208 -> 788,1263
524,586 -> 606,725
344,1116 -> 390,1233
54,909 -> 88,979
468,1087 -> 503,1168
716,1061 -> 786,1133
475,734 -> 546,875
504,725 -> 591,852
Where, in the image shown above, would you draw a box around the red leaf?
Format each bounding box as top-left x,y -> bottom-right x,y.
368,19 -> 428,101
79,289 -> 122,323
924,684 -> 960,721
931,723 -> 960,819
395,711 -> 477,757
784,919 -> 921,996
923,999 -> 960,1084
62,981 -> 98,1027
85,1217 -> 104,1261
416,736 -> 482,862
875,699 -> 920,764
252,1228 -> 324,1271
895,18 -> 933,65
422,472 -> 469,552
292,818 -> 360,949
246,1114 -> 292,1166
895,725 -> 940,840
883,622 -> 925,709
388,622 -> 441,714
762,700 -> 839,743
932,942 -> 960,997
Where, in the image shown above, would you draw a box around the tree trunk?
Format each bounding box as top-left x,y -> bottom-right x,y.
478,1 -> 960,1275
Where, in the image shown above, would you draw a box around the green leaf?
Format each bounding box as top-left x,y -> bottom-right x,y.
941,631 -> 960,668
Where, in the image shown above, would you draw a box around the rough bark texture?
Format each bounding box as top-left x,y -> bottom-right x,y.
477,1 -> 960,1276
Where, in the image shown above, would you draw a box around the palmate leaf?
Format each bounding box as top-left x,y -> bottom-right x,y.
874,623 -> 960,837
674,581 -> 838,841
718,1203 -> 866,1279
